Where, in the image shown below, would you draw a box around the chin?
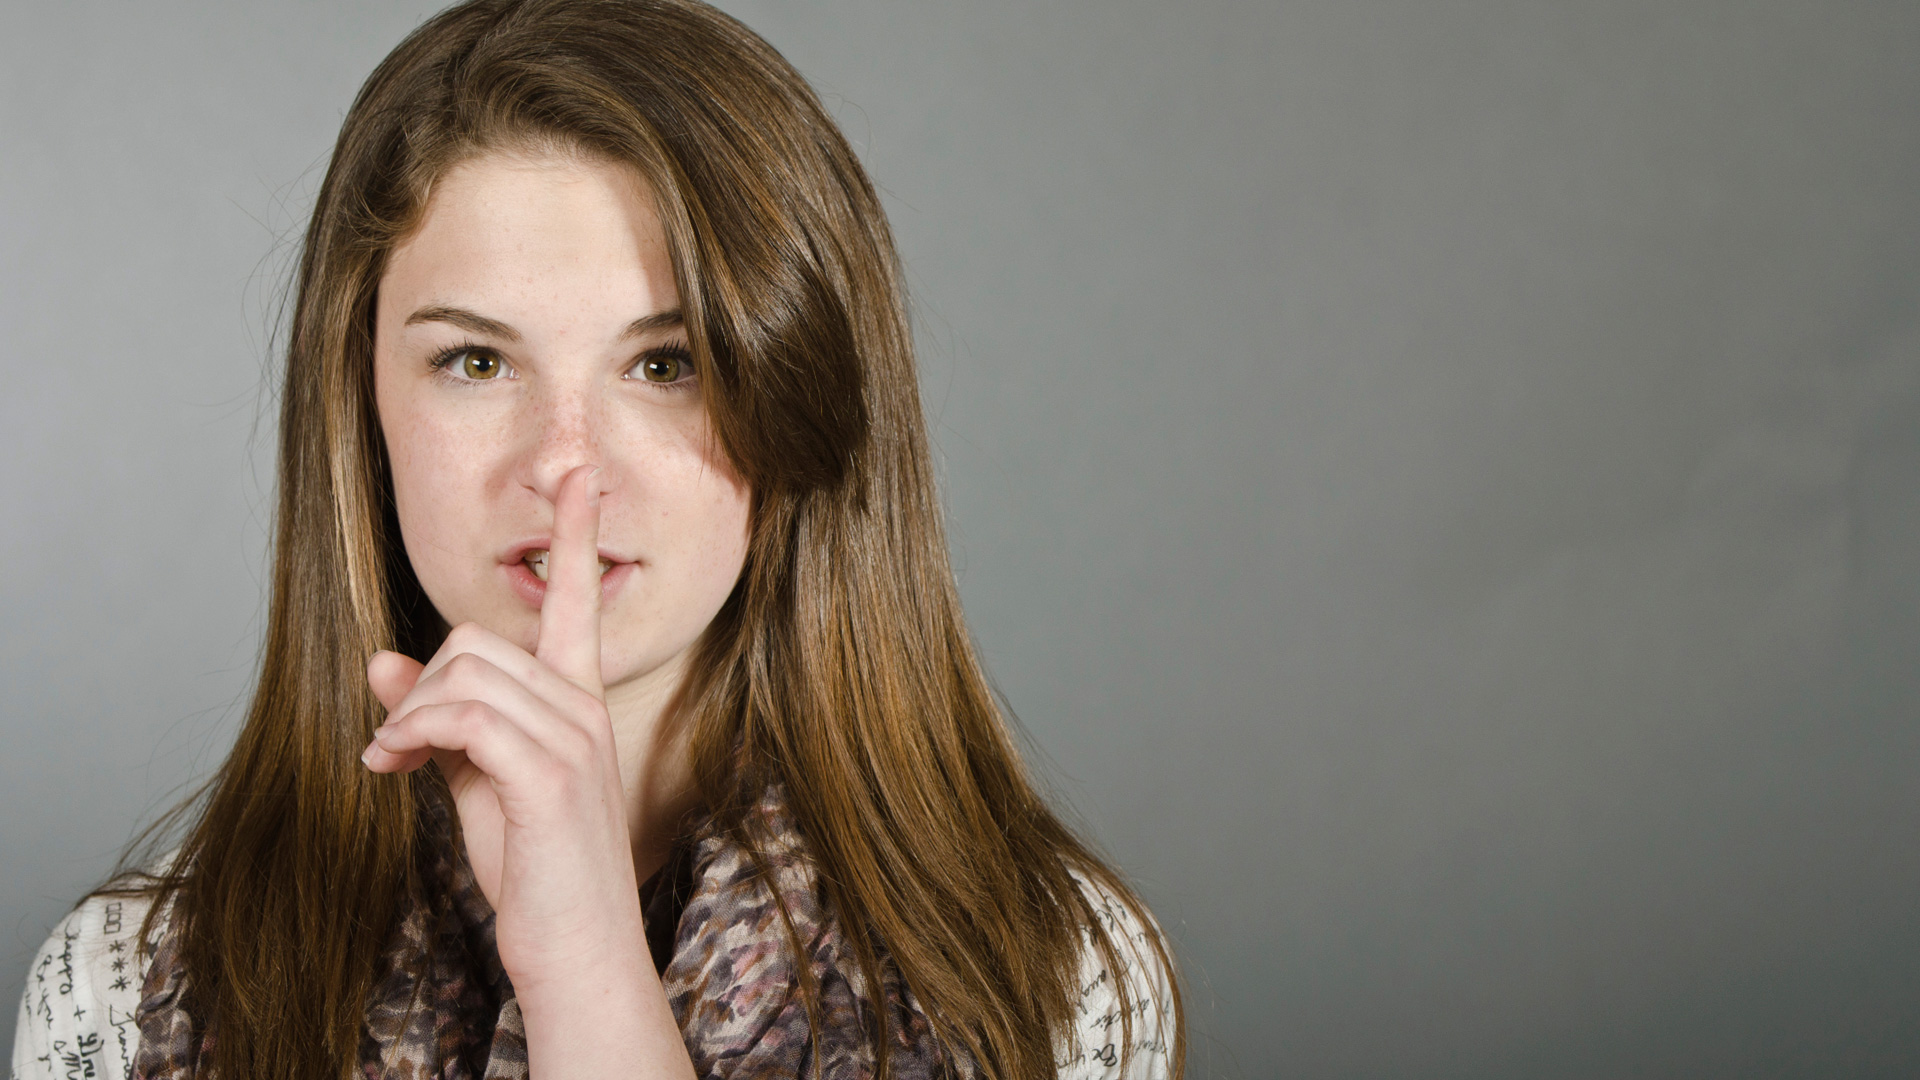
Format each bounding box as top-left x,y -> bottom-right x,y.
599,639 -> 688,691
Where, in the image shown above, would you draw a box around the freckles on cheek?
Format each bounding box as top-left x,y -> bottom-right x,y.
688,429 -> 752,524
696,472 -> 753,570
382,397 -> 487,573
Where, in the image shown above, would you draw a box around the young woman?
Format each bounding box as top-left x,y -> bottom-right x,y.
11,1 -> 1181,1077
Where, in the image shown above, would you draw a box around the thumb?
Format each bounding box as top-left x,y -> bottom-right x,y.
367,650 -> 426,715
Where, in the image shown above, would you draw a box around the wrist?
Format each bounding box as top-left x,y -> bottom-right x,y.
503,901 -> 651,1000
514,942 -> 692,1080
513,949 -> 653,1024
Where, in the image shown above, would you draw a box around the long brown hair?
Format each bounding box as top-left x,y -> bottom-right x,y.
127,2 -> 1183,1076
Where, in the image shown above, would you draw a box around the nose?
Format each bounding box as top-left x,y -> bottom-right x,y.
523,382 -> 609,506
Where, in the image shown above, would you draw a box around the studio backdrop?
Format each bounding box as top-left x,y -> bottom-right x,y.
3,2 -> 1918,1076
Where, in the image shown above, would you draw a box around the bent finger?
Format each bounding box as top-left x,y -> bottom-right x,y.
364,700 -> 546,785
392,650 -> 591,751
413,624 -> 606,729
367,650 -> 426,714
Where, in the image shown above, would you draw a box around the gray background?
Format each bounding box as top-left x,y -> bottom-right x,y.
4,1 -> 1918,1076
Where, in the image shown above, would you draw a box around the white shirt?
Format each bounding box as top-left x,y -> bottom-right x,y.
11,893 -> 152,1080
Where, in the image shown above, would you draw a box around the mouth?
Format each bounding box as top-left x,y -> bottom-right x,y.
521,549 -> 616,582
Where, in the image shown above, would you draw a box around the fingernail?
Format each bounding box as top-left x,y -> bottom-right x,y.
361,744 -> 377,766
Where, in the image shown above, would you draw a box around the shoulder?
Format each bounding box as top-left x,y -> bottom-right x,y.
11,889 -> 161,1080
1057,872 -> 1178,1080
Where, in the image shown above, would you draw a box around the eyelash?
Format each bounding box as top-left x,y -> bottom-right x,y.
425,341 -> 700,392
425,343 -> 505,381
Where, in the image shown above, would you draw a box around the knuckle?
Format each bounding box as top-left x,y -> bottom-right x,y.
554,723 -> 595,763
573,694 -> 612,731
534,755 -> 571,787
455,700 -> 495,731
445,652 -> 489,681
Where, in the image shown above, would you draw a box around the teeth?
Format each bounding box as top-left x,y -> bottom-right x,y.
523,550 -> 614,582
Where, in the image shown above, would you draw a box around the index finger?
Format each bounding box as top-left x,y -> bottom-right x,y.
536,463 -> 604,693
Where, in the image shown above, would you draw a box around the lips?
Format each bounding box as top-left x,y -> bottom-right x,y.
521,549 -> 616,582
501,541 -> 634,609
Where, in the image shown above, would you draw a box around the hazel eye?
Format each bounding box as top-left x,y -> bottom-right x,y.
460,350 -> 504,380
638,350 -> 694,384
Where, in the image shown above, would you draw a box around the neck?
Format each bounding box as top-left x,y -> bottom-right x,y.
604,649 -> 702,885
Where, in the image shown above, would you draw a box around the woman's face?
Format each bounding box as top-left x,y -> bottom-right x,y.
373,149 -> 751,695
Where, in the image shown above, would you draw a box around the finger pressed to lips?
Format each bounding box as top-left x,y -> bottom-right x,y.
536,464 -> 606,692
363,464 -> 609,774
503,556 -> 635,613
522,548 -> 617,582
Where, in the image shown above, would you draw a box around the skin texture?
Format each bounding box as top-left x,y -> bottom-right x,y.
361,149 -> 749,1079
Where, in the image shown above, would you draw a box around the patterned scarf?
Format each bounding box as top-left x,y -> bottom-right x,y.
132,787 -> 966,1079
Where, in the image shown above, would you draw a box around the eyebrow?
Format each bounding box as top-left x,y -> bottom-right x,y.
405,305 -> 520,341
404,305 -> 685,342
621,309 -> 685,339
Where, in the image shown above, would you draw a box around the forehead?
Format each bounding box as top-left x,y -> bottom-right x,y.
378,149 -> 677,334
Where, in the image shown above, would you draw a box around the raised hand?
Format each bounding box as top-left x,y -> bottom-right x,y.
364,465 -> 692,1077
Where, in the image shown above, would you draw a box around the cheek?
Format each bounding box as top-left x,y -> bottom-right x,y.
656,482 -> 752,668
379,385 -> 502,601
685,471 -> 754,602
605,428 -> 753,655
659,454 -> 751,596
